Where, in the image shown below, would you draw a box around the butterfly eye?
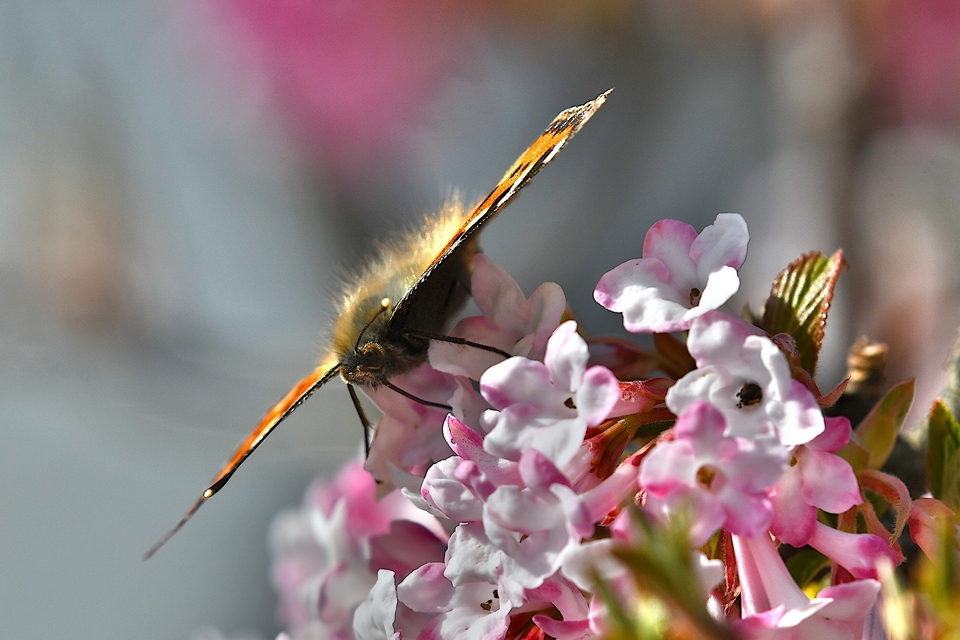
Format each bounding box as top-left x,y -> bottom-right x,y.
358,342 -> 386,371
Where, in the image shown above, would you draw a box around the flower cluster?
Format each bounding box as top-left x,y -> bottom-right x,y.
270,215 -> 956,640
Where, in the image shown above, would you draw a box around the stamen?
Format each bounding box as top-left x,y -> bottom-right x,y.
689,287 -> 702,306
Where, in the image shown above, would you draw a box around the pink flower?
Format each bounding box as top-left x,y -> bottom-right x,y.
364,363 -> 459,482
429,255 -> 566,380
594,213 -> 748,333
734,533 -> 881,640
398,555 -> 512,640
423,416 -> 637,605
770,417 -> 862,548
353,570 -> 402,640
666,311 -> 824,446
270,496 -> 375,639
482,449 -> 637,597
557,509 -> 723,639
305,459 -> 424,539
421,415 -> 522,523
270,459 -> 443,638
806,523 -> 899,581
640,401 -> 787,545
480,321 -> 620,468
528,577 -> 592,640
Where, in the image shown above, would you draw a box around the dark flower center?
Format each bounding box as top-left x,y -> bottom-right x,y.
480,589 -> 500,612
696,465 -> 718,489
736,382 -> 763,408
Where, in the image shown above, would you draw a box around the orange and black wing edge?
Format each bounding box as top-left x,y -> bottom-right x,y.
465,88 -> 612,235
143,362 -> 341,560
393,89 -> 611,318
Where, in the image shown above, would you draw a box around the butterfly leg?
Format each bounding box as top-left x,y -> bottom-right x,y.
347,383 -> 374,458
383,381 -> 452,411
405,330 -> 511,359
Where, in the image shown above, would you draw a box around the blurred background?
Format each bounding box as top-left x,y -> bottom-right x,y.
2,1 -> 959,638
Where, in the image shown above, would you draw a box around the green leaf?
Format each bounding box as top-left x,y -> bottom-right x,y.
785,548 -> 830,588
939,332 -> 960,420
762,250 -> 846,375
611,509 -> 737,640
855,379 -> 914,470
941,447 -> 960,512
927,399 -> 960,508
837,437 -> 870,472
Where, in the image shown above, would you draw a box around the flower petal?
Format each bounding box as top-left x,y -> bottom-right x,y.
352,570 -> 400,640
799,449 -> 862,514
480,358 -> 555,409
689,213 -> 749,280
594,258 -> 691,333
770,463 -> 818,547
816,580 -> 881,621
642,219 -> 699,287
544,321 -> 588,393
575,366 -> 620,426
685,265 -> 740,317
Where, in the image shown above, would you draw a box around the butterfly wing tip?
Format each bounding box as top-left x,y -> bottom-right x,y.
142,537 -> 166,561
588,89 -> 613,113
142,493 -> 208,561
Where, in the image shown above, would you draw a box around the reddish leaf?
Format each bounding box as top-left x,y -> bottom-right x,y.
908,497 -> 955,560
859,468 -> 912,543
770,332 -> 821,396
618,378 -> 671,406
817,378 -> 849,408
587,335 -> 659,381
652,332 -> 696,379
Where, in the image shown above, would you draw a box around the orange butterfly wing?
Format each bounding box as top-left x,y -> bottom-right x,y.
143,363 -> 341,559
390,89 -> 611,323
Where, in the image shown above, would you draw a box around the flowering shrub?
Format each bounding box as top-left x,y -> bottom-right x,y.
270,213 -> 960,640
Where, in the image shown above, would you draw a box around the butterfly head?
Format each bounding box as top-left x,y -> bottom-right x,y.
337,296 -> 414,388
340,341 -> 388,387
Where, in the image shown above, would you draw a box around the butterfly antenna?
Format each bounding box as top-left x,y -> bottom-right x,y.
143,363 -> 342,560
356,298 -> 391,350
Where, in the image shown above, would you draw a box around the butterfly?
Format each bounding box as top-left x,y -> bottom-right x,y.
144,89 -> 610,560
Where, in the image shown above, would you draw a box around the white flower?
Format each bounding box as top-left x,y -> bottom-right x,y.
479,321 -> 620,468
353,570 -> 401,640
595,214 -> 748,333
666,311 -> 824,447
